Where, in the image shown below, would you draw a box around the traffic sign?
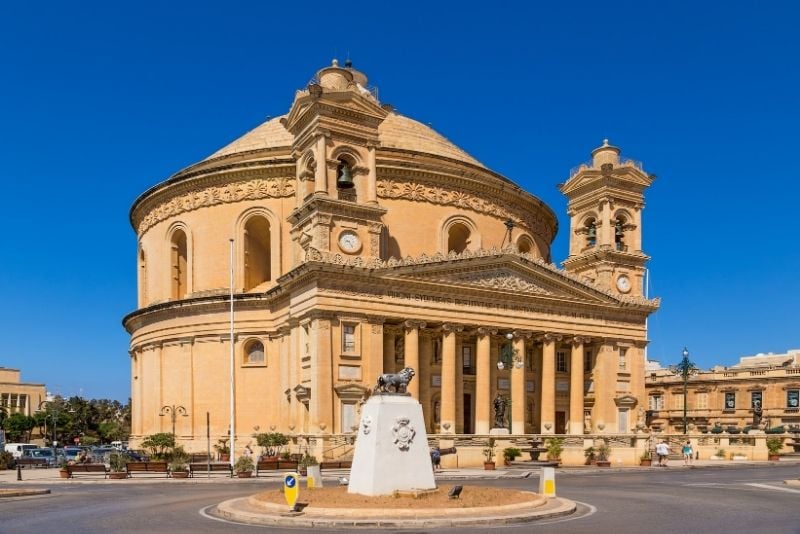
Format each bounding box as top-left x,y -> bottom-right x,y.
284,472 -> 299,510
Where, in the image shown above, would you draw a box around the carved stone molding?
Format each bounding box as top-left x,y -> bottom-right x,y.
476,327 -> 498,337
572,336 -> 592,345
543,333 -> 563,343
376,178 -> 553,239
404,320 -> 427,331
442,323 -> 464,333
137,177 -> 295,234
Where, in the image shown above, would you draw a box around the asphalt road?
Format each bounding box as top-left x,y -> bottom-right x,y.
1,465 -> 799,534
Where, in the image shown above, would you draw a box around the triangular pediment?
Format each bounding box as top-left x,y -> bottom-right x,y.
381,253 -> 624,305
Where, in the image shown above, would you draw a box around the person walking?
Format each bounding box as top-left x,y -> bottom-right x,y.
682,441 -> 693,465
655,440 -> 671,467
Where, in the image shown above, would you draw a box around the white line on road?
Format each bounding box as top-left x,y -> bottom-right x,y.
745,483 -> 800,494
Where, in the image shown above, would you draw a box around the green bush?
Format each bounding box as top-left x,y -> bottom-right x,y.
109,452 -> 129,472
0,451 -> 14,470
545,438 -> 564,460
766,437 -> 784,455
254,432 -> 289,457
766,426 -> 785,434
503,447 -> 522,462
234,455 -> 254,474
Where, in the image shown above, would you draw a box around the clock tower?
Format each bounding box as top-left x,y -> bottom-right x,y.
559,140 -> 655,297
285,59 -> 389,264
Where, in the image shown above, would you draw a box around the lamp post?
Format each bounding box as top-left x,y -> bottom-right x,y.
159,405 -> 188,442
669,347 -> 698,434
497,332 -> 523,370
37,400 -> 58,447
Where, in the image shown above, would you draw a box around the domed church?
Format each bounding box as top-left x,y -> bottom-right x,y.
124,60 -> 659,455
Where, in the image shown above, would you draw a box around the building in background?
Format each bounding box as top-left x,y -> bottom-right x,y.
123,60 -> 659,453
0,367 -> 46,418
646,349 -> 800,432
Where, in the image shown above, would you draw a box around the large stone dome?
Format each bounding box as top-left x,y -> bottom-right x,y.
204,111 -> 484,168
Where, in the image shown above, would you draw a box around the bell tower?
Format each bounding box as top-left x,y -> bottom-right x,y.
559,140 -> 655,297
284,60 -> 389,264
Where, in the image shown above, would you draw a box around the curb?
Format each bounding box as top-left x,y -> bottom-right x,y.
0,489 -> 51,498
210,494 -> 577,528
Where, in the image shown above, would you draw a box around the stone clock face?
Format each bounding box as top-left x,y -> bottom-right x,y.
338,231 -> 361,253
616,274 -> 631,293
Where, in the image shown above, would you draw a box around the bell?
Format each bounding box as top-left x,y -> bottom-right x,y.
587,226 -> 596,238
336,161 -> 354,189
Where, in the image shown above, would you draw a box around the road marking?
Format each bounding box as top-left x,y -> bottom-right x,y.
745,483 -> 800,494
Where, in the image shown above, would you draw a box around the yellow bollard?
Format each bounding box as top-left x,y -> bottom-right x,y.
539,466 -> 556,497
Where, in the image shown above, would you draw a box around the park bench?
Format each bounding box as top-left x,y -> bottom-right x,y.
126,461 -> 169,477
189,462 -> 233,477
319,460 -> 352,470
66,464 -> 109,478
255,460 -> 298,477
16,458 -> 50,469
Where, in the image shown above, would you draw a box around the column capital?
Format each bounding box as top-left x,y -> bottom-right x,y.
404,320 -> 427,330
475,327 -> 498,337
542,333 -> 563,343
442,323 -> 464,333
366,315 -> 386,325
572,335 -> 592,345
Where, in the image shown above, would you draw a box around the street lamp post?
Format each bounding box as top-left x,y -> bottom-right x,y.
669,347 -> 698,434
159,405 -> 188,442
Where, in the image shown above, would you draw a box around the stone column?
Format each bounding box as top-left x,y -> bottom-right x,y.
455,337 -> 464,433
511,334 -> 527,434
541,334 -> 558,434
419,332 -> 433,430
403,320 -> 425,399
315,134 -> 327,194
593,341 -> 615,433
570,337 -> 586,435
367,317 -> 385,387
366,144 -> 377,204
601,198 -> 613,246
278,328 -> 291,430
440,324 -> 459,434
475,328 -> 493,434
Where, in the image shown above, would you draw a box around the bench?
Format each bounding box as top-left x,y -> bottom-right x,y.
189,462 -> 232,477
319,460 -> 352,470
16,458 -> 50,469
126,461 -> 169,477
66,464 -> 109,478
255,460 -> 298,476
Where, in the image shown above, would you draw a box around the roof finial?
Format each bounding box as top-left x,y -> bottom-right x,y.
603,138 -> 609,146
332,58 -> 339,67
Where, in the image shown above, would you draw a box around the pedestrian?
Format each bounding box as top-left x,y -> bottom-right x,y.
430,447 -> 441,471
682,441 -> 693,466
655,440 -> 670,467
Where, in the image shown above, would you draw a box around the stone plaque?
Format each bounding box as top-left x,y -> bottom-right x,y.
431,375 -> 441,387
498,378 -> 510,390
556,380 -> 569,392
338,365 -> 362,380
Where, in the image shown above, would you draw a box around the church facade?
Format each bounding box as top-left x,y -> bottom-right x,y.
124,61 -> 659,453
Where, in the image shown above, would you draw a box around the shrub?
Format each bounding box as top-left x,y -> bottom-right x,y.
545,438 -> 564,460
234,455 -> 254,474
766,437 -> 784,455
726,426 -> 741,434
109,452 -> 129,472
503,447 -> 522,462
596,443 -> 611,462
254,432 -> 289,457
766,426 -> 785,434
482,438 -> 496,462
710,425 -> 723,434
299,453 -> 318,468
141,433 -> 175,459
715,448 -> 726,458
0,451 -> 14,470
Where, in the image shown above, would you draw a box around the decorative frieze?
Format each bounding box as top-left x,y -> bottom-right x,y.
137,177 -> 295,235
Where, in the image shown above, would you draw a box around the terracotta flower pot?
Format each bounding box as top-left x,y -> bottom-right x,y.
237,471 -> 252,478
596,460 -> 611,467
484,461 -> 496,471
59,469 -> 70,479
109,471 -> 128,480
172,471 -> 190,479
640,459 -> 652,467
768,454 -> 780,461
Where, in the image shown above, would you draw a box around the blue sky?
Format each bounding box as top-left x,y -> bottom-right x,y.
1,1 -> 798,401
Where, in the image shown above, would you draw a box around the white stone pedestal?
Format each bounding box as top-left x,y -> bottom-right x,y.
347,394 -> 436,496
489,428 -> 510,436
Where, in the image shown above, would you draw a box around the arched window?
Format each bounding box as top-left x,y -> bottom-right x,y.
584,218 -> 597,248
614,216 -> 626,251
244,339 -> 265,365
170,229 -> 187,299
517,235 -> 538,256
447,222 -> 471,254
244,216 -> 271,291
138,246 -> 147,307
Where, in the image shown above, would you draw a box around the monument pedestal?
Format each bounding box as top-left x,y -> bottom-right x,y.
489,427 -> 510,436
348,394 -> 436,496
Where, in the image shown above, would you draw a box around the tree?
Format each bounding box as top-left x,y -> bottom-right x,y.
141,433 -> 175,459
255,432 -> 289,457
3,413 -> 36,442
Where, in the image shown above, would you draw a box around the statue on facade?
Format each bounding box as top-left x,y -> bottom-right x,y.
375,367 -> 415,394
584,412 -> 592,433
752,400 -> 763,427
493,394 -> 507,428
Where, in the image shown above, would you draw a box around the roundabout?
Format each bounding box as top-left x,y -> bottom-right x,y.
209,484 -> 577,529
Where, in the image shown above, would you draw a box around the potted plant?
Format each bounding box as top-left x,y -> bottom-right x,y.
545,437 -> 564,463
108,452 -> 129,479
640,449 -> 652,467
766,437 -> 783,461
298,453 -> 318,477
482,438 -> 496,470
712,448 -> 726,460
584,446 -> 597,465
234,455 -> 255,478
214,438 -> 231,462
503,447 -> 522,466
58,459 -> 70,479
169,458 -> 189,478
595,443 -> 611,467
